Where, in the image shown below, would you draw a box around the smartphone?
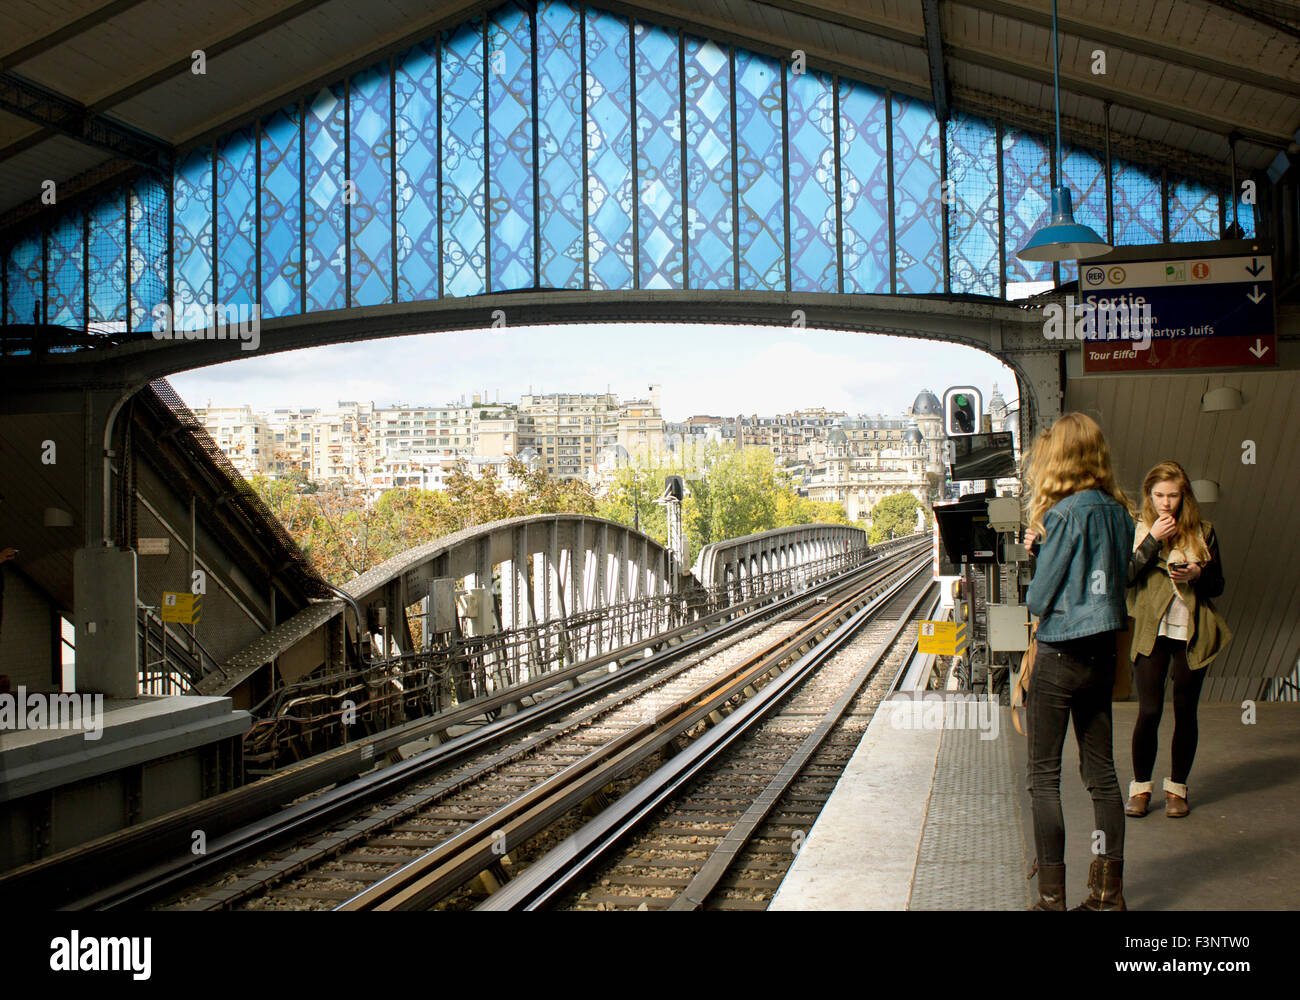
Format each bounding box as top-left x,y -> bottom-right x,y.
1168,562 -> 1187,571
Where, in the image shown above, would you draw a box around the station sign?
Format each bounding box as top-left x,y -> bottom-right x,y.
161,591 -> 202,624
1078,252 -> 1276,373
918,620 -> 968,656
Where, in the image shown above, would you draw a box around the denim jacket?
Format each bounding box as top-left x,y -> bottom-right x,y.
1025,489 -> 1135,642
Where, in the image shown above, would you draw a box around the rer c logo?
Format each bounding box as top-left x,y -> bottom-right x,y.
1085,267 -> 1105,286
1107,266 -> 1126,284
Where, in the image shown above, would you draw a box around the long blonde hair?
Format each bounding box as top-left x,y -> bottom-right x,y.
1022,412 -> 1133,536
1139,460 -> 1210,563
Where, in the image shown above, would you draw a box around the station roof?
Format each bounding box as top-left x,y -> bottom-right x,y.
2,0 -> 1298,224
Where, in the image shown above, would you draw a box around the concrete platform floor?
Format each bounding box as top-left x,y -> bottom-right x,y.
772,700 -> 1299,910
1019,702 -> 1300,911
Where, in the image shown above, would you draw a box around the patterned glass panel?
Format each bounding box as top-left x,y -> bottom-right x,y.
46,211 -> 84,329
585,7 -> 633,290
216,127 -> 257,308
1227,182 -> 1256,238
395,41 -> 439,302
734,49 -> 783,291
1169,178 -> 1220,243
947,113 -> 999,297
838,78 -> 889,294
1112,158 -> 1162,246
684,35 -> 733,290
488,2 -> 535,291
786,67 -> 836,292
1059,143 -> 1108,286
305,85 -> 347,311
350,62 -> 394,306
6,232 -> 42,326
130,174 -> 168,333
442,20 -> 487,298
536,2 -> 583,290
891,94 -> 943,294
1001,128 -> 1052,290
172,147 -> 213,327
88,193 -> 128,329
634,21 -> 683,290
260,105 -> 302,318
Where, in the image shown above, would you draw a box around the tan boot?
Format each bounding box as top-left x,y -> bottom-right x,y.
1164,778 -> 1189,817
1028,862 -> 1066,911
1071,857 -> 1126,911
1125,780 -> 1153,817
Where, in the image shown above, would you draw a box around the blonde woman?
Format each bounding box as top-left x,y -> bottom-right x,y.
1125,461 -> 1230,820
1021,413 -> 1135,911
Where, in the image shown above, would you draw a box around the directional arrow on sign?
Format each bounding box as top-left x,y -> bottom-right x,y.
1247,285 -> 1267,304
1246,258 -> 1266,277
1249,339 -> 1270,358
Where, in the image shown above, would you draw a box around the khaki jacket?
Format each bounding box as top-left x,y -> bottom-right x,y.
1126,519 -> 1230,670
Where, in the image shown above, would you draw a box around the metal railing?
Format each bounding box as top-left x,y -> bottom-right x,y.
137,605 -> 228,696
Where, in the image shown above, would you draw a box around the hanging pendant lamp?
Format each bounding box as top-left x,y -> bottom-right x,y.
1016,0 -> 1111,263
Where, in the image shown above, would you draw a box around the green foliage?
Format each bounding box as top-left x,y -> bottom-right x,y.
867,491 -> 930,545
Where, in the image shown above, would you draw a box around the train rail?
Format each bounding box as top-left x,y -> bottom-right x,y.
7,537 -> 927,911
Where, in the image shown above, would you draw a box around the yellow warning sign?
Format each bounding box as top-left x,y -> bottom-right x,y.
161,591 -> 202,624
918,620 -> 967,655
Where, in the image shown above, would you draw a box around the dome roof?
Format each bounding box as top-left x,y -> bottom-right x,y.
904,425 -> 923,445
912,390 -> 942,416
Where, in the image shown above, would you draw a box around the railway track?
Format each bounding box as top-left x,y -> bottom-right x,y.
14,538 -> 927,911
478,562 -> 938,911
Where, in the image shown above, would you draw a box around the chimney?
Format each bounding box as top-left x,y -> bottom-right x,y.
649,383 -> 662,412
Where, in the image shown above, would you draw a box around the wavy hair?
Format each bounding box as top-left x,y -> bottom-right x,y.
1138,460 -> 1210,563
1021,412 -> 1133,536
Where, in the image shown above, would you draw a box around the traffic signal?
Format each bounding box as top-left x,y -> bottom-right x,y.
943,386 -> 982,437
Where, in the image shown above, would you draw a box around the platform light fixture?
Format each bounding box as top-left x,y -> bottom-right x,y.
1015,0 -> 1112,263
1201,386 -> 1244,412
1190,480 -> 1220,504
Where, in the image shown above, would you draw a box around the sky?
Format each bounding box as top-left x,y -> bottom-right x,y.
167,322 -> 1019,421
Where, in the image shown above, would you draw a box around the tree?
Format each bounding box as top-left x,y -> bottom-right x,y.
867,491 -> 930,545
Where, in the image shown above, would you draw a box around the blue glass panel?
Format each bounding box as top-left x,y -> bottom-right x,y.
1112,158 -> 1162,246
786,67 -> 836,292
838,78 -> 889,294
946,113 -> 999,297
1059,143 -> 1108,286
172,147 -> 213,327
891,94 -> 943,294
634,21 -> 683,290
350,62 -> 394,306
536,2 -> 583,289
585,7 -> 634,290
216,127 -> 257,308
46,212 -> 84,329
1000,128 -> 1052,289
734,50 -> 783,291
684,35 -> 733,290
6,232 -> 42,326
130,174 -> 168,333
305,85 -> 347,311
88,193 -> 127,329
395,41 -> 439,302
488,2 -> 535,292
1229,182 -> 1256,238
1168,177 -> 1219,243
442,21 -> 487,298
260,105 -> 302,318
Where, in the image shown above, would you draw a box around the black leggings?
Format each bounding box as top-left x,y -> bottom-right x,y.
1131,636 -> 1207,786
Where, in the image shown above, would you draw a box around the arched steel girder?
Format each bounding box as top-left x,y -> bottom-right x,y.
0,288 -> 1060,434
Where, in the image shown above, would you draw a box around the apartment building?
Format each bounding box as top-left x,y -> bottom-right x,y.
517,391 -> 621,481
192,405 -> 270,479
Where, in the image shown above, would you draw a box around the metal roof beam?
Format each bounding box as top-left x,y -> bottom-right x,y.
949,43 -> 1291,149
953,0 -> 1300,98
0,72 -> 170,169
0,0 -> 149,71
1196,0 -> 1300,42
921,0 -> 950,121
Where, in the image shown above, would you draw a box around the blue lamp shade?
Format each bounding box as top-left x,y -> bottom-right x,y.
1016,186 -> 1112,262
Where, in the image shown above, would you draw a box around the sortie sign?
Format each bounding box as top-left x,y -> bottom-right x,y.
1078,252 -> 1276,373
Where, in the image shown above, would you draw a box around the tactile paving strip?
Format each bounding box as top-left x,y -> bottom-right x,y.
908,707 -> 1028,910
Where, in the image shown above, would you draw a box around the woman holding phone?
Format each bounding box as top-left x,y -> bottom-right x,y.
1124,461 -> 1230,819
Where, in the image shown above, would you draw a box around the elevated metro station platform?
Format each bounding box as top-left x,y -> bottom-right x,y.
772,700 -> 1299,911
0,694 -> 249,870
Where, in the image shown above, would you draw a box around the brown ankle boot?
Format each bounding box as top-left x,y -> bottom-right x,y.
1125,792 -> 1150,817
1164,778 -> 1189,817
1071,857 -> 1126,911
1028,862 -> 1066,910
